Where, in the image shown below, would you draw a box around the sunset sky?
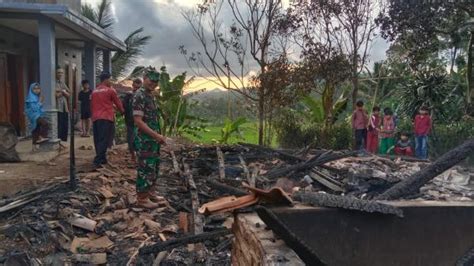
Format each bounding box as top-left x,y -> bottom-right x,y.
83,0 -> 389,92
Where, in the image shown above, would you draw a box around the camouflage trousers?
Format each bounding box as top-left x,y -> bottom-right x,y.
136,141 -> 160,193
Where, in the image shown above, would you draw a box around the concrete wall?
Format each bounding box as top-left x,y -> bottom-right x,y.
57,42 -> 82,95
0,0 -> 82,12
0,25 -> 38,99
0,25 -> 37,58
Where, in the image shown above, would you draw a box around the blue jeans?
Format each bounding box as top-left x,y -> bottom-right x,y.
415,135 -> 428,159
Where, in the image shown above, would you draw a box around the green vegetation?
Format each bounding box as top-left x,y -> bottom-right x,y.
106,1 -> 473,161
183,122 -> 275,146
219,117 -> 247,144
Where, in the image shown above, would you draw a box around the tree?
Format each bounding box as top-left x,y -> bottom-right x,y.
254,55 -> 309,145
376,0 -> 474,114
81,0 -> 151,79
181,0 -> 284,145
278,1 -> 354,124
283,0 -> 378,109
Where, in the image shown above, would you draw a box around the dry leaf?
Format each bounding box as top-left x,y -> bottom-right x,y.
98,186 -> 114,199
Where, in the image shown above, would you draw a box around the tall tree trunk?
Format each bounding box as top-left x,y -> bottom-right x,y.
351,75 -> 359,109
265,110 -> 274,146
467,31 -> 474,115
351,66 -> 359,149
450,46 -> 457,75
258,87 -> 265,145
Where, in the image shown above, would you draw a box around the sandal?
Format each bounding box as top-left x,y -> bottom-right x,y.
36,137 -> 49,144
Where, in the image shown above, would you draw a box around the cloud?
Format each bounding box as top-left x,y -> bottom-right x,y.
83,0 -> 389,78
368,35 -> 390,67
107,0 -> 205,75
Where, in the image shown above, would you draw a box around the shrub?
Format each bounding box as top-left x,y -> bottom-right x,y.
273,109 -> 352,150
430,120 -> 474,164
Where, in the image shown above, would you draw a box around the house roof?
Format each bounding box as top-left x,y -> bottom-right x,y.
0,3 -> 126,51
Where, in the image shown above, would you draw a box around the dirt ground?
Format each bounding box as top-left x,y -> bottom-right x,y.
0,137 -> 99,197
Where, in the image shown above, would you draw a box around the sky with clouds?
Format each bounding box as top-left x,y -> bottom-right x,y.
83,0 -> 390,90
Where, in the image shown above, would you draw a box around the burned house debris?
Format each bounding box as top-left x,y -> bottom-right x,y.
0,139 -> 473,265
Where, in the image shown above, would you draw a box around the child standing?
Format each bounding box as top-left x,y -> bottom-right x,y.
78,80 -> 92,137
352,100 -> 369,151
394,132 -> 414,156
414,106 -> 432,159
379,108 -> 396,155
366,106 -> 381,153
25,83 -> 49,144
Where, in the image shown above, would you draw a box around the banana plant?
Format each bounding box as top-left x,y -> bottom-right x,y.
301,96 -> 324,123
300,86 -> 348,126
219,117 -> 247,144
155,66 -> 206,137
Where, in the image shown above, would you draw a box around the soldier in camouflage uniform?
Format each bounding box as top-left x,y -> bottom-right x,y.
132,68 -> 166,209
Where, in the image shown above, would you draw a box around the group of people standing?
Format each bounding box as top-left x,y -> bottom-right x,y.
24,67 -> 167,209
352,101 -> 432,159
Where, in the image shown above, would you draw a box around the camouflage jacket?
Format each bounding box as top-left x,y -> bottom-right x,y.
132,88 -> 161,143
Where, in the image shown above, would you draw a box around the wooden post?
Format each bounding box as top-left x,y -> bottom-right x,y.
239,155 -> 253,187
183,161 -> 205,259
216,147 -> 226,181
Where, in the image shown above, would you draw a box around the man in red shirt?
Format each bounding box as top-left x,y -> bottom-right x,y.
91,72 -> 125,167
413,106 -> 432,159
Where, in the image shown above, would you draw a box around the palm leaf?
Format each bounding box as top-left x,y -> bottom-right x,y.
96,0 -> 114,32
81,3 -> 97,22
124,66 -> 146,80
111,27 -> 152,79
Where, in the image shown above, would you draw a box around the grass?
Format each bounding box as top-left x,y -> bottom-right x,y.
183,122 -> 275,146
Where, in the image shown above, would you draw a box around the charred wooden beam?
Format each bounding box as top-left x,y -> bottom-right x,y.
309,169 -> 344,192
139,229 -> 232,255
293,191 -> 403,217
215,237 -> 233,253
239,143 -> 304,163
266,150 -> 356,179
206,179 -> 248,196
376,138 -> 474,200
183,162 -> 204,235
183,162 -> 205,259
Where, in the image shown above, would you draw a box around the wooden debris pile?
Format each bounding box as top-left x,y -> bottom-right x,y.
0,139 -> 472,265
0,148 -> 232,265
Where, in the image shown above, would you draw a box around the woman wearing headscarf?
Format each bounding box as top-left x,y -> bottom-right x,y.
25,83 -> 49,144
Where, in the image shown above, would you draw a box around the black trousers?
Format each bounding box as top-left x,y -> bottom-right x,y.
57,112 -> 69,141
355,128 -> 367,151
126,124 -> 135,153
93,119 -> 114,165
108,123 -> 115,148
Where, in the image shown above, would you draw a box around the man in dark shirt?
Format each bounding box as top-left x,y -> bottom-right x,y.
78,80 -> 92,137
123,78 -> 142,161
